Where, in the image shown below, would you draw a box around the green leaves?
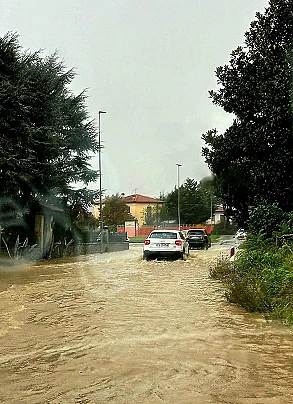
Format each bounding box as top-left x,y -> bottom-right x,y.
165,178 -> 214,225
202,1 -> 293,226
210,233 -> 293,324
102,195 -> 134,231
0,32 -> 98,203
0,32 -> 100,238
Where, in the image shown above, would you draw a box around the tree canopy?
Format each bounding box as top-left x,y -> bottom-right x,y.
0,32 -> 99,236
165,178 -> 215,225
102,195 -> 134,230
202,0 -> 293,226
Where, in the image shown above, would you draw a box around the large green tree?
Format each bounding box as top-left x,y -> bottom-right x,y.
165,178 -> 214,225
102,195 -> 134,230
202,0 -> 293,225
0,33 -> 99,237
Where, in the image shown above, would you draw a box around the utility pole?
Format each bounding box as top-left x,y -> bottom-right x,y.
176,163 -> 182,230
98,111 -> 106,253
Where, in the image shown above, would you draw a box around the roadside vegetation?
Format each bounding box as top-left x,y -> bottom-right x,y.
129,237 -> 146,243
210,205 -> 293,325
210,234 -> 293,325
210,234 -> 220,243
203,1 -> 293,325
212,222 -> 237,236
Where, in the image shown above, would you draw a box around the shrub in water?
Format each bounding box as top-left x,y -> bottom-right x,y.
210,233 -> 293,325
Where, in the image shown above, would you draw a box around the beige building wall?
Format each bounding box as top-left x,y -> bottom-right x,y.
127,202 -> 156,227
93,194 -> 164,227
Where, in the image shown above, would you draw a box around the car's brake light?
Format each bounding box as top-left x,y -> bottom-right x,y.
175,240 -> 182,246
144,239 -> 150,245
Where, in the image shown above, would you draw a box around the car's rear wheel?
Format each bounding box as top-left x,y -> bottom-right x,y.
143,252 -> 151,261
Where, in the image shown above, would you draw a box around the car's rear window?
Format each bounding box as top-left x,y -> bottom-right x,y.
188,230 -> 205,235
149,232 -> 177,239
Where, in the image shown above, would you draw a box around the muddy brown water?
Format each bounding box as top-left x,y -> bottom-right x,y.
0,243 -> 292,403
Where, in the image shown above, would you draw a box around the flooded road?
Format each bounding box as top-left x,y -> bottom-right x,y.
0,242 -> 292,403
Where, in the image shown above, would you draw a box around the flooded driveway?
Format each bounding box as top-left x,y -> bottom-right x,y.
0,242 -> 292,403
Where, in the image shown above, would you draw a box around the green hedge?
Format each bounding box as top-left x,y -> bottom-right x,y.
129,237 -> 146,243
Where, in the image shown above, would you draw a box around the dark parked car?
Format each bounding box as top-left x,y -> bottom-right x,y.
186,228 -> 211,250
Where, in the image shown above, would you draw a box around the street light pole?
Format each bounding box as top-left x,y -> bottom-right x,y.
98,111 -> 106,253
176,163 -> 182,230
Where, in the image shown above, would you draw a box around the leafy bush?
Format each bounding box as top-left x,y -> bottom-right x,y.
248,203 -> 286,238
213,222 -> 237,235
210,234 -> 293,325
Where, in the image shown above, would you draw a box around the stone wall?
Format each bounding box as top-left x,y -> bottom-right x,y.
64,241 -> 129,257
0,241 -> 130,262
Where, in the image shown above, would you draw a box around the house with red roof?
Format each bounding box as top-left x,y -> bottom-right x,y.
121,193 -> 164,227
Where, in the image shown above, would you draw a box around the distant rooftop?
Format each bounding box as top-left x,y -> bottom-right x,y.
122,193 -> 164,204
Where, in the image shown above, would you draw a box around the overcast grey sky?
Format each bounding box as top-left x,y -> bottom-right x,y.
1,0 -> 269,198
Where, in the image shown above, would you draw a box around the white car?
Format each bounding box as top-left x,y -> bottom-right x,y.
143,229 -> 189,260
235,228 -> 247,240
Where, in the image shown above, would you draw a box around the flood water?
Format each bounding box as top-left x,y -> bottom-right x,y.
0,243 -> 292,403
